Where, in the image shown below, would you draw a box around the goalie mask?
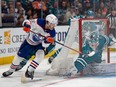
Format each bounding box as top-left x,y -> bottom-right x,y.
88,32 -> 99,50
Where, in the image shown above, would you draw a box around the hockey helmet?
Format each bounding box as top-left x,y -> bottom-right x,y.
86,10 -> 95,17
88,32 -> 99,50
46,14 -> 58,26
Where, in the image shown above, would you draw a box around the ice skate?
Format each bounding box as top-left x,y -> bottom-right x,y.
2,70 -> 13,77
48,57 -> 54,64
67,66 -> 80,78
21,69 -> 34,83
15,65 -> 23,71
25,69 -> 34,80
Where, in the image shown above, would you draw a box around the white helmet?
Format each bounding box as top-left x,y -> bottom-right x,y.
46,14 -> 58,26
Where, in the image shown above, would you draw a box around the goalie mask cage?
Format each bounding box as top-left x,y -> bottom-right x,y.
47,18 -> 111,76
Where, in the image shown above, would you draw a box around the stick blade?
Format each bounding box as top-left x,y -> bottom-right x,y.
21,73 -> 27,83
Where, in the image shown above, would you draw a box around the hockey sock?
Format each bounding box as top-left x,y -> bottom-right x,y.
10,55 -> 25,72
28,50 -> 44,72
28,60 -> 39,72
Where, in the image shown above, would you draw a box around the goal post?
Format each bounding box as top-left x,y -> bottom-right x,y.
46,18 -> 111,76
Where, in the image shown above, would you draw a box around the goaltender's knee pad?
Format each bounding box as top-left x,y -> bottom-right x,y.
74,58 -> 88,72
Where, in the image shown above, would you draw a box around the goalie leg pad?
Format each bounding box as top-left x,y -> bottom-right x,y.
83,62 -> 116,76
74,58 -> 87,73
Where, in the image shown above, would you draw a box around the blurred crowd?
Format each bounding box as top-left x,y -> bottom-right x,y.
1,0 -> 116,27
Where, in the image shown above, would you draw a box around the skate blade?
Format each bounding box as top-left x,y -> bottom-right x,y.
1,75 -> 11,78
21,73 -> 42,83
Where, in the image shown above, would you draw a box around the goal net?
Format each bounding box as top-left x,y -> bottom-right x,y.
46,18 -> 110,76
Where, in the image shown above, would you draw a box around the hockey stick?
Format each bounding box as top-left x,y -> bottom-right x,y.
30,30 -> 84,54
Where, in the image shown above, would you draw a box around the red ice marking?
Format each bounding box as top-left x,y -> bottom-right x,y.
80,71 -> 83,76
40,77 -> 77,87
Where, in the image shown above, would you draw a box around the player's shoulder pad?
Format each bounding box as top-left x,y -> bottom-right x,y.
49,29 -> 56,37
37,18 -> 46,28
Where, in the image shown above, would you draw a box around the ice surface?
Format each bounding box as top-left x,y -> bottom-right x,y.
0,52 -> 116,87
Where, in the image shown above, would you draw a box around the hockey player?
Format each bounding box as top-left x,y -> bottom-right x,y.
71,31 -> 116,76
2,14 -> 58,79
71,10 -> 116,75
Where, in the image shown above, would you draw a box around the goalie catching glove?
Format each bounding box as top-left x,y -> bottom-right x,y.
23,22 -> 31,33
46,37 -> 54,44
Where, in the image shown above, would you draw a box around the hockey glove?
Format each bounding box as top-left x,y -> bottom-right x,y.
23,27 -> 30,33
46,37 -> 54,44
23,22 -> 31,33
